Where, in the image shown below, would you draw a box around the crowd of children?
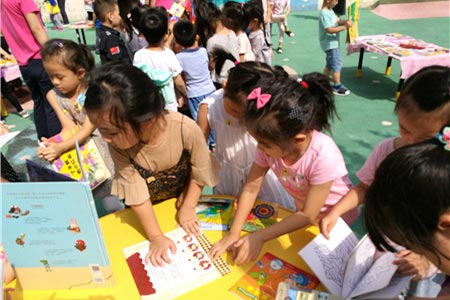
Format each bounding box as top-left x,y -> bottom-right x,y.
2,0 -> 449,298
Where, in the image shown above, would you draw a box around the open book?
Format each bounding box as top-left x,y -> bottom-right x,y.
1,181 -> 114,290
298,219 -> 411,299
123,227 -> 230,300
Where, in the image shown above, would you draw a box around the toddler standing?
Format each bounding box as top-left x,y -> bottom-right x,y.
270,0 -> 294,54
244,0 -> 272,65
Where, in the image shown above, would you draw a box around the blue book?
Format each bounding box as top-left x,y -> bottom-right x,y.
1,181 -> 114,290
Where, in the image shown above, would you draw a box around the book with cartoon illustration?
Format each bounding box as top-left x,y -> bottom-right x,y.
48,129 -> 110,190
1,182 -> 114,290
346,0 -> 359,44
298,218 -> 411,299
123,227 -> 230,300
196,195 -> 234,231
239,200 -> 280,232
229,252 -> 319,300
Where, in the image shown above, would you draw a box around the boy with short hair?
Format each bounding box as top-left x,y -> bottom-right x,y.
94,0 -> 131,64
173,20 -> 215,121
133,7 -> 186,112
319,0 -> 352,96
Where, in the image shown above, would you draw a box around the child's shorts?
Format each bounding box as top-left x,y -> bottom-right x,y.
325,48 -> 342,73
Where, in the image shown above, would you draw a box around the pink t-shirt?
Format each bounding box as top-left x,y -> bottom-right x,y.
1,0 -> 44,66
254,130 -> 352,215
357,137 -> 396,186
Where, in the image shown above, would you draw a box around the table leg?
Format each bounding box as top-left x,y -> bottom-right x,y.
385,57 -> 392,76
395,78 -> 405,100
81,29 -> 87,44
357,48 -> 364,77
75,29 -> 82,44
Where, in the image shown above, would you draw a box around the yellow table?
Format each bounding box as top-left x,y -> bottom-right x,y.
6,197 -> 321,300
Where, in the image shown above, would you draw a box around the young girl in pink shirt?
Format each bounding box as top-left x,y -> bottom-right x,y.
209,72 -> 358,263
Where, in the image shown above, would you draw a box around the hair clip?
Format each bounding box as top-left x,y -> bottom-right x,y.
288,107 -> 307,121
247,87 -> 271,109
435,126 -> 450,151
52,40 -> 64,48
234,61 -> 239,66
299,79 -> 308,89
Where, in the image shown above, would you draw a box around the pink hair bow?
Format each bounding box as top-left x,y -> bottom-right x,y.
247,87 -> 271,109
436,126 -> 450,151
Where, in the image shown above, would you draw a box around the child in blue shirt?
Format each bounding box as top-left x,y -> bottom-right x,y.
319,0 -> 352,96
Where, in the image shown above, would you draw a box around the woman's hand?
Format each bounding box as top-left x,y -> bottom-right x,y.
145,235 -> 177,267
394,250 -> 430,281
233,231 -> 265,265
177,205 -> 201,236
38,138 -> 63,162
208,233 -> 240,261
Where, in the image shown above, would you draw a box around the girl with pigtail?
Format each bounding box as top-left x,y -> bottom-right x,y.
209,72 -> 359,264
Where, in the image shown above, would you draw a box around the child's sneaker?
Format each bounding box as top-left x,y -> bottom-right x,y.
285,29 -> 295,37
19,110 -> 29,118
332,84 -> 350,96
276,43 -> 283,54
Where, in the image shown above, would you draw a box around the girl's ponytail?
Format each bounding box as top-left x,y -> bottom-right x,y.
211,48 -> 239,78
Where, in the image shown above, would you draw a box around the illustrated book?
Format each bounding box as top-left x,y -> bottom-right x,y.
240,200 -> 279,232
123,227 -> 230,300
298,218 -> 411,299
230,252 -> 319,300
276,282 -> 346,300
48,129 -> 110,190
346,0 -> 359,44
1,181 -> 114,290
196,195 -> 234,231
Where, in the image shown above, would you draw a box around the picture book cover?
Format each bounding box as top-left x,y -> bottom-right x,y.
298,218 -> 411,299
346,0 -> 359,44
230,252 -> 319,300
1,182 -> 114,290
276,282 -> 345,300
48,130 -> 110,190
241,200 -> 279,232
196,195 -> 234,231
123,227 -> 230,300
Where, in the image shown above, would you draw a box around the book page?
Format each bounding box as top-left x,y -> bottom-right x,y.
355,274 -> 412,300
123,228 -> 230,300
298,218 -> 359,296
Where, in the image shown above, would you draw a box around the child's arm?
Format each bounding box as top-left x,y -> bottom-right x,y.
266,0 -> 272,23
0,48 -> 14,61
176,178 -> 203,236
233,181 -> 333,265
131,200 -> 177,266
209,163 -> 268,260
197,103 -> 211,142
173,74 -> 187,100
320,182 -> 368,239
326,19 -> 352,34
24,11 -> 49,46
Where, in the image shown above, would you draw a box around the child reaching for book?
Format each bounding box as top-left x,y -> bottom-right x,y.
320,65 -> 450,297
37,39 -> 115,200
209,72 -> 359,264
84,63 -> 220,267
364,134 -> 450,277
197,61 -> 294,210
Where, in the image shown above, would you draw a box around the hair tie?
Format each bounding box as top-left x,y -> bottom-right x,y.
234,61 -> 239,66
52,40 -> 64,48
435,126 -> 450,151
247,87 -> 271,109
299,80 -> 308,89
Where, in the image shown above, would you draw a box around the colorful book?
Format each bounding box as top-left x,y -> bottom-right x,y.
1,182 -> 114,290
196,195 -> 234,231
48,130 -> 110,190
276,282 -> 345,300
298,218 -> 411,299
346,0 -> 359,44
241,200 -> 279,232
123,227 -> 230,300
230,252 -> 319,300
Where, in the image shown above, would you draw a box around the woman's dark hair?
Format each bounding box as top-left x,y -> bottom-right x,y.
364,134 -> 450,267
84,62 -> 165,139
41,39 -> 95,78
140,7 -> 168,45
225,61 -> 287,107
194,0 -> 222,47
243,0 -> 270,47
173,20 -> 196,48
245,73 -> 336,147
396,65 -> 450,122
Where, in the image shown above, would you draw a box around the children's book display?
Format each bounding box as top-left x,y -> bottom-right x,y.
230,252 -> 319,300
48,129 -> 110,190
276,282 -> 345,300
196,195 -> 234,230
298,218 -> 411,299
1,181 -> 114,290
123,227 -> 231,300
346,0 -> 359,44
